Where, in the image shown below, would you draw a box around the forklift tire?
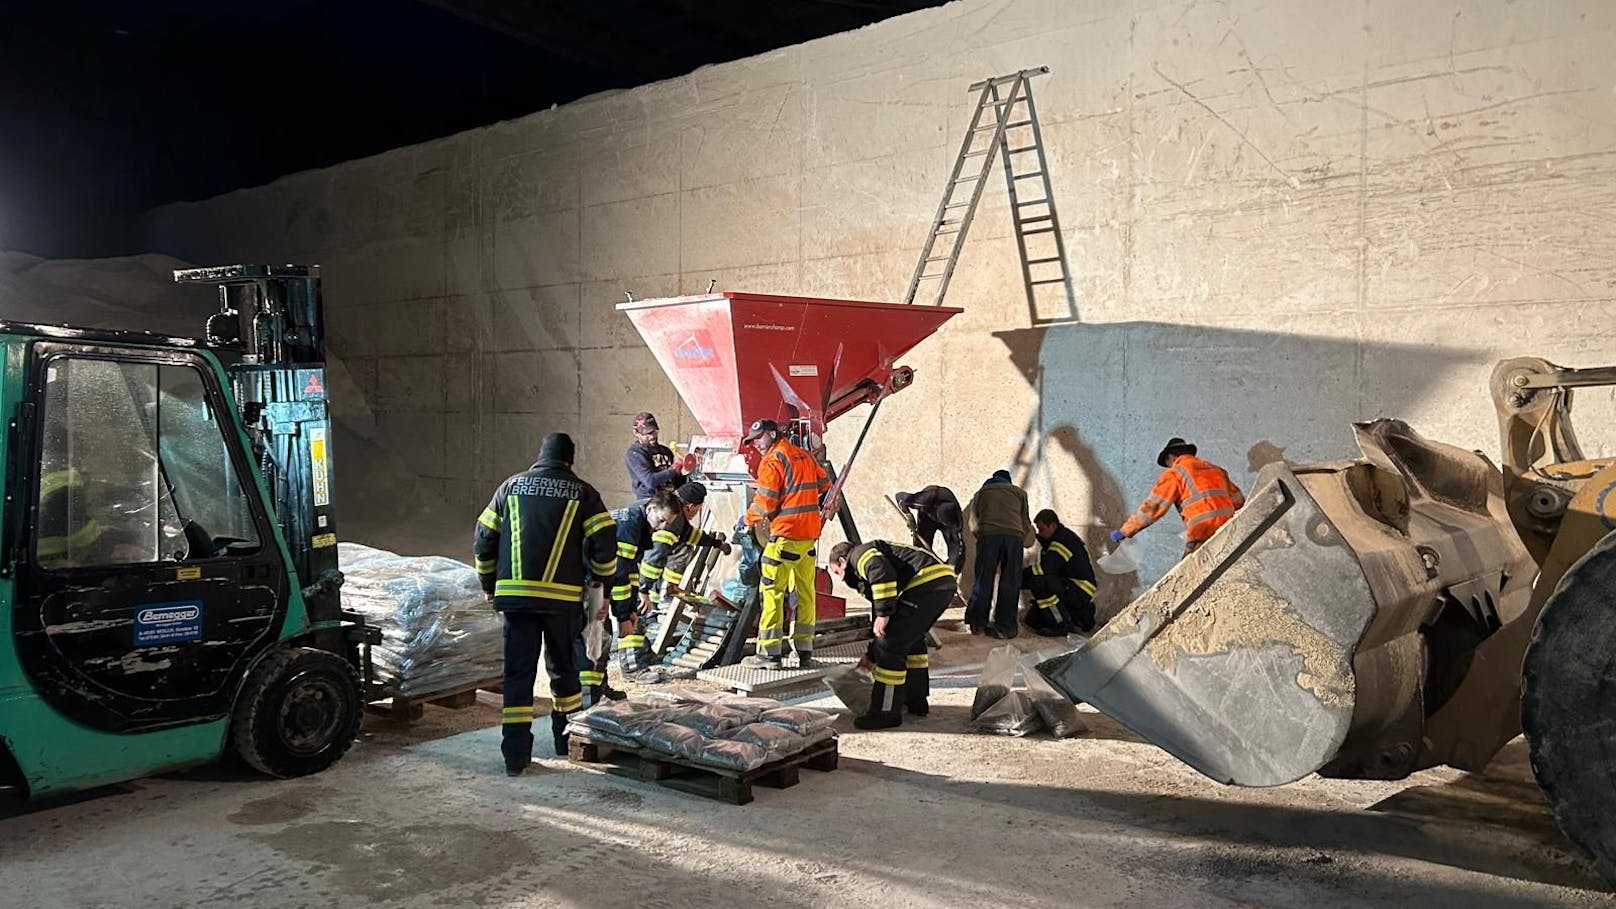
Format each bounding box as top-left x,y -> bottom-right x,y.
231,646 -> 363,779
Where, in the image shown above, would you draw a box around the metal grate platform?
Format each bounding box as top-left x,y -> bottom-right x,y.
696,643 -> 867,694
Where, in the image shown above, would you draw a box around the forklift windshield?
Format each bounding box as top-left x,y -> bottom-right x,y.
37,354 -> 261,571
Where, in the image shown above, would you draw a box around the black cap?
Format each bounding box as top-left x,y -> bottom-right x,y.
633,412 -> 658,433
676,481 -> 707,505
742,418 -> 778,443
538,432 -> 575,464
1156,437 -> 1197,467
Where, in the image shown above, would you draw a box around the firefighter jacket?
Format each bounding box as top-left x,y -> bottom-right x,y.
842,541 -> 956,617
744,438 -> 829,541
625,441 -> 684,499
609,501 -> 655,619
1032,524 -> 1097,599
967,477 -> 1033,542
641,513 -> 724,595
1121,455 -> 1246,545
473,460 -> 617,611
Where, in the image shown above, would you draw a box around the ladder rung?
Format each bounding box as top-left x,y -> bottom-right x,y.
925,255 -> 951,262
1018,214 -> 1054,224
944,202 -> 971,209
1021,227 -> 1056,236
952,176 -> 982,185
1026,256 -> 1062,265
1005,120 -> 1033,128
1029,278 -> 1067,286
972,123 -> 1001,132
1007,145 -> 1039,153
1011,172 -> 1045,180
1014,200 -> 1048,208
935,227 -> 961,235
964,149 -> 992,157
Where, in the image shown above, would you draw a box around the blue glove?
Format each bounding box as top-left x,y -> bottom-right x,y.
1109,530 -> 1126,544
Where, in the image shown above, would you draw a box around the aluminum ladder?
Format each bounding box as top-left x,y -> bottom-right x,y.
903,66 -> 1076,324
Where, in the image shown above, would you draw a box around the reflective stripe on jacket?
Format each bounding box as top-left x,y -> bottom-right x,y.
641,513 -> 723,595
844,541 -> 955,617
745,438 -> 828,541
1031,524 -> 1098,601
472,460 -> 617,610
1120,456 -> 1246,544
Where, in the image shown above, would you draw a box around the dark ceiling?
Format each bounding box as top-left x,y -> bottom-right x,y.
0,0 -> 947,258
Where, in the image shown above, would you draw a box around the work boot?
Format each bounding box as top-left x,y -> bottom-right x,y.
985,626 -> 1019,640
600,683 -> 628,702
905,700 -> 930,717
854,711 -> 902,730
551,713 -> 572,757
968,625 -> 985,636
742,654 -> 783,670
794,653 -> 815,670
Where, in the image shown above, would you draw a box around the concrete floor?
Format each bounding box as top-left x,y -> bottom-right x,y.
2,630 -> 1609,909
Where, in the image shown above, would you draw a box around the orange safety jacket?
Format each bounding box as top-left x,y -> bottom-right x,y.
1121,455 -> 1246,545
744,438 -> 829,541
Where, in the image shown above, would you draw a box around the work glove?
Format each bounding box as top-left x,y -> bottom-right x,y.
1109,530 -> 1126,544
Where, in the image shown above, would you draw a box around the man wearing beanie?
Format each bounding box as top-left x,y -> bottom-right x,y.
474,431 -> 618,777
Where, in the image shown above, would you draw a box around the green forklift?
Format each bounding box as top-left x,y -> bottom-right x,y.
0,264 -> 374,798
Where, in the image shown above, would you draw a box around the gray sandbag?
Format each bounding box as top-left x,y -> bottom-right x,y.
667,703 -> 754,737
822,665 -> 873,716
641,723 -> 706,760
691,738 -> 768,772
726,723 -> 806,761
565,722 -> 638,751
572,702 -> 675,741
968,690 -> 1044,737
1023,658 -> 1088,739
971,644 -> 1019,720
758,706 -> 838,736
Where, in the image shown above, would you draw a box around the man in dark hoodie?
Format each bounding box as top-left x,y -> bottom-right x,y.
474,432 -> 618,777
624,412 -> 689,499
965,469 -> 1033,638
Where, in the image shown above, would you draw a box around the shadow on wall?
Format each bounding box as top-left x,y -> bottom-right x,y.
994,321 -> 1489,612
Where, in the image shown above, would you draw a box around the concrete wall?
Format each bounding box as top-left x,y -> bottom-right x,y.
146,0 -> 1616,597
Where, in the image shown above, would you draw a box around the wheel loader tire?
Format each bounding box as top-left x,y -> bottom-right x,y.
231,646 -> 363,779
1521,530 -> 1616,886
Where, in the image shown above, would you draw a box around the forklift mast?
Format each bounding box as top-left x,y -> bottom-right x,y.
173,265 -> 340,623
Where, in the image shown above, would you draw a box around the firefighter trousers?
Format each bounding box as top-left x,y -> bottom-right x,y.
865,584 -> 952,718
500,608 -> 583,770
759,536 -> 817,659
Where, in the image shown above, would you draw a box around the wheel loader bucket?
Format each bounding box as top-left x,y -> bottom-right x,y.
1037,419 -> 1535,786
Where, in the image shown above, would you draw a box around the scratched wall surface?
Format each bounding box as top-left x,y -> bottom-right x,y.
146,0 -> 1616,590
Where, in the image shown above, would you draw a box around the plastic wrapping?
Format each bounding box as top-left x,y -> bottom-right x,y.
639,686 -> 724,707
565,722 -> 638,751
968,690 -> 1043,736
726,723 -> 806,761
571,702 -> 675,741
822,665 -> 873,716
668,703 -> 756,736
712,696 -> 782,714
971,644 -> 1019,719
1023,662 -> 1087,738
692,738 -> 768,772
758,706 -> 838,735
338,542 -> 503,697
1096,538 -> 1140,575
641,723 -> 707,760
582,586 -> 608,662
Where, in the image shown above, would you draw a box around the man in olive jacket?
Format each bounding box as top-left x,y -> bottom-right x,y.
965,469 -> 1033,638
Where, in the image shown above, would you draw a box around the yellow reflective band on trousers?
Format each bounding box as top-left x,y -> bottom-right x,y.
618,635 -> 646,649
501,706 -> 535,724
906,654 -> 930,669
872,667 -> 906,685
579,671 -> 604,685
1036,595 -> 1060,610
552,693 -> 583,712
757,537 -> 817,658
1075,579 -> 1097,597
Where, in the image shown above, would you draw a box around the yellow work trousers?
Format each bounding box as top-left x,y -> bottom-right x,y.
758,537 -> 818,658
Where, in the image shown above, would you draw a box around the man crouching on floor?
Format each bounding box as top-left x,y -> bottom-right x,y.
826,539 -> 956,729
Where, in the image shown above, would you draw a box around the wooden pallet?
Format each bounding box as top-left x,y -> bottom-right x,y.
568,734 -> 839,805
368,677 -> 504,723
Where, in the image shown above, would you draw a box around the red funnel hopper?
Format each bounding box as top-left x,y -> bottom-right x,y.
619,292 -> 960,438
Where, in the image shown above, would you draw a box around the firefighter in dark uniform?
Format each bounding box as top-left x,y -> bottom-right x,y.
474,432 -> 618,777
1024,508 -> 1098,635
641,482 -> 729,600
606,497 -> 657,675
894,485 -> 965,571
826,539 -> 956,729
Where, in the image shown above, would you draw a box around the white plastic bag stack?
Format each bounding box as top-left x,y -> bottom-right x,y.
339,542 -> 505,697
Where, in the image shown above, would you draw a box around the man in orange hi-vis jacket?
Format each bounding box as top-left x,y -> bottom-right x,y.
739,418 -> 830,670
1110,437 -> 1245,556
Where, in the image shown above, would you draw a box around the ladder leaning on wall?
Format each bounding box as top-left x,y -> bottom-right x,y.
903,66 -> 1077,325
